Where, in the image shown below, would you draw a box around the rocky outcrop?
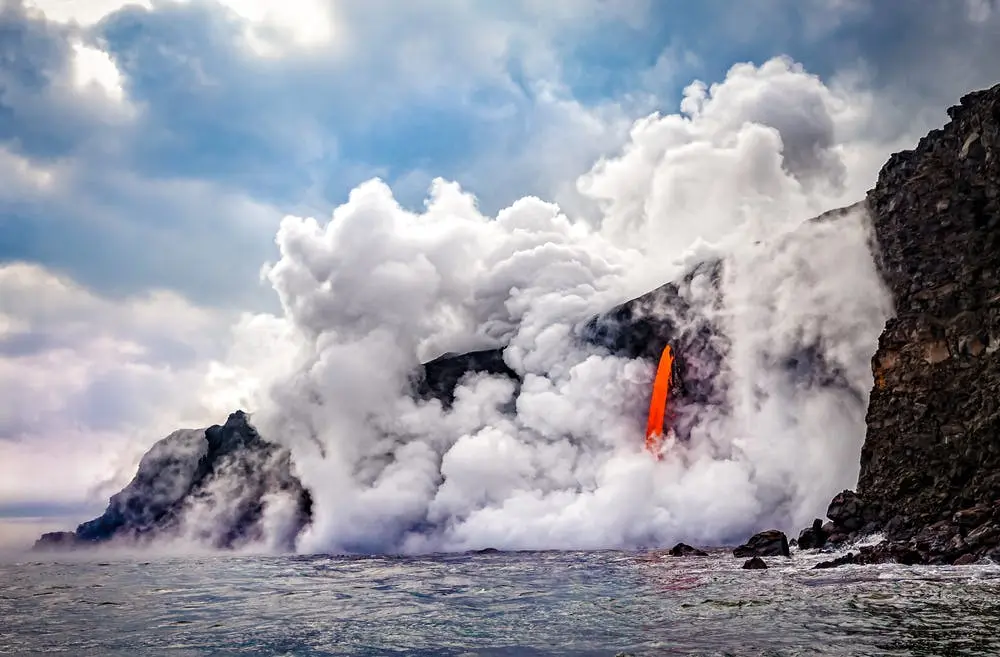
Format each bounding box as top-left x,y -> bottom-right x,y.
860,84 -> 1000,537
742,557 -> 768,570
733,530 -> 790,558
414,349 -> 518,407
797,83 -> 1000,567
669,542 -> 709,557
796,519 -> 827,550
34,411 -> 312,552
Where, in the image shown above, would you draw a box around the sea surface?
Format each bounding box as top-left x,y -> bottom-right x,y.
2,547 -> 1000,656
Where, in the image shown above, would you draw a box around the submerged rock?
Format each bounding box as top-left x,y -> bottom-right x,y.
733,530 -> 790,558
814,553 -> 857,570
668,542 -> 709,557
813,542 -> 924,569
34,411 -> 312,552
742,557 -> 768,570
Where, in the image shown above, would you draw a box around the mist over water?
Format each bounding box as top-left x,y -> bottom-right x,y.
170,57 -> 895,555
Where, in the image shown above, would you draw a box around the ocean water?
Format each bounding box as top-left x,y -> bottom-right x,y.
2,548 -> 1000,656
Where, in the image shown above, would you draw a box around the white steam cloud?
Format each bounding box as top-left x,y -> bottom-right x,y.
204,56 -> 893,553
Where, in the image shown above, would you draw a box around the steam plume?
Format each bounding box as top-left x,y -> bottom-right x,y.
204,57 -> 892,553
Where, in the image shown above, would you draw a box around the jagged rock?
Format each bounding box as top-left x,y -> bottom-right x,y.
953,553 -> 980,566
963,522 -> 1000,549
805,84 -> 1000,567
668,542 -> 709,557
797,518 -> 827,550
33,531 -> 81,550
733,530 -> 790,558
953,504 -> 995,529
34,411 -> 312,552
827,490 -> 866,532
742,557 -> 768,570
414,349 -> 518,407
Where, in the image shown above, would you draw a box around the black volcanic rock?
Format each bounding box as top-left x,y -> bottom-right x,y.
733,530 -> 790,558
669,542 -> 709,557
826,490 -> 867,533
797,519 -> 827,551
413,349 -> 518,407
412,260 -> 731,440
742,557 -> 768,569
35,411 -> 311,552
861,84 -> 1000,532
807,83 -> 1000,566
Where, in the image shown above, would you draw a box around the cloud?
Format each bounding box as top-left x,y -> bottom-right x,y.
0,0 -> 667,306
0,262 -> 234,522
5,0 -> 999,309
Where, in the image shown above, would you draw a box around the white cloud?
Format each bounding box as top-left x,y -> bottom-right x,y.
23,0 -> 149,25
27,0 -> 339,57
0,148 -> 57,192
0,263 -> 234,516
70,41 -> 127,103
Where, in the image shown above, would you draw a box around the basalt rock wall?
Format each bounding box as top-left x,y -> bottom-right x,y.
793,84 -> 1000,566
860,85 -> 1000,533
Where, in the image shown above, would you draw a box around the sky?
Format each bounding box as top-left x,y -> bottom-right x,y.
1,0 -> 999,549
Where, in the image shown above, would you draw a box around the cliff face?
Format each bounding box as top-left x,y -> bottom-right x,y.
793,84 -> 1000,566
860,85 -> 1000,532
34,411 -> 312,552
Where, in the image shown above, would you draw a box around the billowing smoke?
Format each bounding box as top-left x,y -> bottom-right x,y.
204,57 -> 893,553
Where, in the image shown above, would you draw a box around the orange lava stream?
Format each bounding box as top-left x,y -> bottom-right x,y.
644,345 -> 673,459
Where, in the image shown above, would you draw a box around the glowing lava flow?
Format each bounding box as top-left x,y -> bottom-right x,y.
645,345 -> 674,458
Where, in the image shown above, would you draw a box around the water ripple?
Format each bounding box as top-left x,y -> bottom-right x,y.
1,551 -> 999,656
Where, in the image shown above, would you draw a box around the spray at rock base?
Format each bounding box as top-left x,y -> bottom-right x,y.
645,345 -> 674,459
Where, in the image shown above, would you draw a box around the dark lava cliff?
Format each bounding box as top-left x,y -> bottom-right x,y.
862,85 -> 1000,530
795,83 -> 1000,566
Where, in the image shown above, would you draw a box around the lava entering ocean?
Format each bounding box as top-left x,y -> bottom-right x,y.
645,344 -> 674,458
